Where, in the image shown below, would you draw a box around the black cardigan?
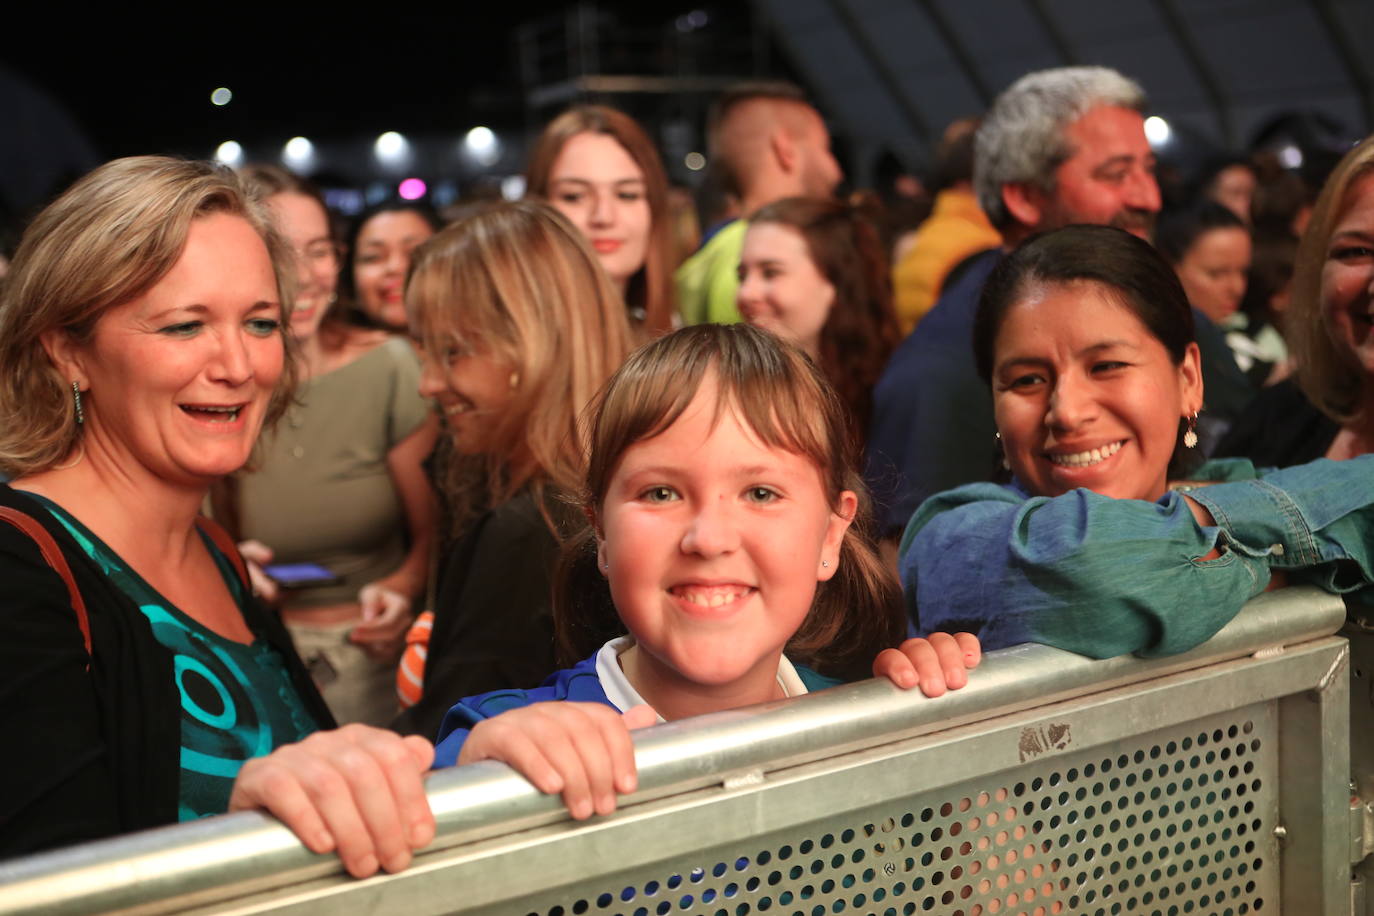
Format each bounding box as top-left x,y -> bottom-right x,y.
392,491 -> 565,740
0,485 -> 334,858
1214,378 -> 1341,468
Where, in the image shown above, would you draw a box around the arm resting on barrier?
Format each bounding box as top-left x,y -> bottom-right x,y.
901,455 -> 1374,658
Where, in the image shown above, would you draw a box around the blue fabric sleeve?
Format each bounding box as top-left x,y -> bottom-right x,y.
432,655 -> 615,768
1189,456 -> 1374,592
900,455 -> 1374,660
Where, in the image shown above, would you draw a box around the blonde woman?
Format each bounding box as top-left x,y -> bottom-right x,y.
0,157 -> 433,876
1220,134 -> 1374,466
393,200 -> 635,738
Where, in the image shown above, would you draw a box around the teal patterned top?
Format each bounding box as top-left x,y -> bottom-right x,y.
31,496 -> 319,820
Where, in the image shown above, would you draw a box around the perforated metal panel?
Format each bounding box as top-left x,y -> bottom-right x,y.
2,595 -> 1346,916
521,703 -> 1278,916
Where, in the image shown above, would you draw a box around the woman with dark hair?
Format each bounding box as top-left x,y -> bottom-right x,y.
899,224 -> 1374,659
525,105 -> 676,336
344,200 -> 442,333
737,197 -> 900,442
1154,201 -> 1257,445
1196,155 -> 1258,225
1156,200 -> 1252,328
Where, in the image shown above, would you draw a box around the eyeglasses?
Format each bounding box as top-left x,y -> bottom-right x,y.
294,241 -> 342,266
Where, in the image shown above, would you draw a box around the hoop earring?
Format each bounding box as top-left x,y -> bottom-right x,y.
1182,412 -> 1199,449
72,381 -> 85,426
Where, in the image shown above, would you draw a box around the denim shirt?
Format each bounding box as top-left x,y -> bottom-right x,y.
899,456 -> 1374,659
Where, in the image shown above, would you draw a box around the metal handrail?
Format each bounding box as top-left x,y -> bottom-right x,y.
0,586 -> 1346,916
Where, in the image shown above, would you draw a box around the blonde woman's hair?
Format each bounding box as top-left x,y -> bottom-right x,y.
1289,134 -> 1374,423
0,156 -> 296,477
406,199 -> 635,525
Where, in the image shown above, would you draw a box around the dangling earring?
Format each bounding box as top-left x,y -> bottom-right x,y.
996,431 -> 1010,470
509,370 -> 521,390
1182,412 -> 1199,449
71,381 -> 85,426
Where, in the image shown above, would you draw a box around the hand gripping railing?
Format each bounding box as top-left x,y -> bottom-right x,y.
0,586 -> 1353,915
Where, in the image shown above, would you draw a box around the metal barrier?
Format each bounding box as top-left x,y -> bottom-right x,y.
0,586 -> 1354,916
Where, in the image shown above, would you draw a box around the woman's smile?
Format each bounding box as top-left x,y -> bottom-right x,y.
992,279 -> 1202,502
1045,439 -> 1125,468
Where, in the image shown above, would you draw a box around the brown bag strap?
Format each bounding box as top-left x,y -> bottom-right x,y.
194,515 -> 250,594
0,506 -> 92,663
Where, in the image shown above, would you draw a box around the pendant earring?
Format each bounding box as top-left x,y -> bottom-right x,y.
1182,412 -> 1199,449
509,370 -> 521,390
71,381 -> 85,426
996,431 -> 1010,470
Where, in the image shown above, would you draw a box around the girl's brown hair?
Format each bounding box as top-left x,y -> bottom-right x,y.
555,323 -> 905,681
0,156 -> 296,477
525,105 -> 675,337
406,199 -> 635,527
1288,134 -> 1374,423
747,197 -> 901,442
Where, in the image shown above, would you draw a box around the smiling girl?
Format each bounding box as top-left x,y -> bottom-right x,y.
900,225 -> 1374,659
431,324 -> 978,817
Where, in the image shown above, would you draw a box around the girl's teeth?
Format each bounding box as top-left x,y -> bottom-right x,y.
675,586 -> 750,607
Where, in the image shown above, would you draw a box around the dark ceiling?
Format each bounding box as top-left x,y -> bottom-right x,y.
3,0 -> 1370,221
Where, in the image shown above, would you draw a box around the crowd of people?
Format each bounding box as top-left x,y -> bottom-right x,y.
2,63 -> 1373,884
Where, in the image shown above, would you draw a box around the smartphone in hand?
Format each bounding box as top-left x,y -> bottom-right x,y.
262,562 -> 342,589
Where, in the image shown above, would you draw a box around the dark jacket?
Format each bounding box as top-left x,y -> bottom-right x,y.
392,491 -> 565,741
0,485 -> 333,858
1215,378 -> 1340,468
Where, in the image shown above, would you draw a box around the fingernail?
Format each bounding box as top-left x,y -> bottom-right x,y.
383,851 -> 411,873
572,799 -> 592,820
314,832 -> 335,853
600,793 -> 616,813
619,773 -> 638,793
355,854 -> 379,877
410,820 -> 433,846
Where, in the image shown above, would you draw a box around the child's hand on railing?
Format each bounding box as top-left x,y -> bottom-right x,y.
872,631 -> 980,697
458,702 -> 658,819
